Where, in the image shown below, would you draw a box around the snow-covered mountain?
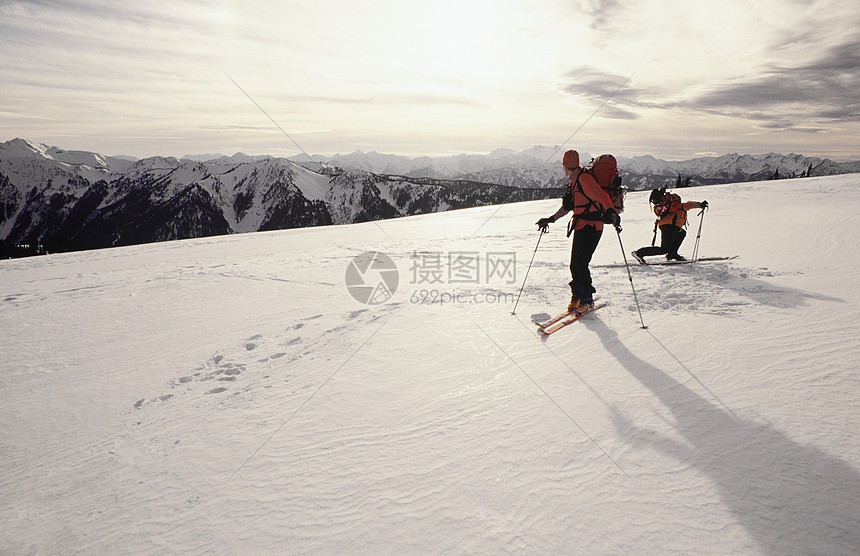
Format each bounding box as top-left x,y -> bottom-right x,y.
2,174 -> 859,554
307,146 -> 572,188
0,139 -> 556,253
621,152 -> 857,187
4,138 -> 858,256
0,139 -> 328,251
309,147 -> 860,190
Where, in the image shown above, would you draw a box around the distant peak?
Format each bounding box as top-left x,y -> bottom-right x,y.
1,137 -> 49,158
181,153 -> 225,162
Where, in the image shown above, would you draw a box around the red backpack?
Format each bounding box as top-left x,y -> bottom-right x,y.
565,154 -> 625,229
582,154 -> 625,214
564,154 -> 625,236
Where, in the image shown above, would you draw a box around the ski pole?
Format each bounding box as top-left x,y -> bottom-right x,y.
615,224 -> 647,329
691,207 -> 707,263
511,228 -> 546,315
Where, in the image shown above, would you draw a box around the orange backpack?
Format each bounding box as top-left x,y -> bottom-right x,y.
653,191 -> 681,218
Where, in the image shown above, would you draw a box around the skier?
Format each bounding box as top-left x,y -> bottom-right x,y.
535,150 -> 618,313
632,188 -> 708,263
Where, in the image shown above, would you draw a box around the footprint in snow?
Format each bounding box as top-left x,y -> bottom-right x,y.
245,334 -> 262,351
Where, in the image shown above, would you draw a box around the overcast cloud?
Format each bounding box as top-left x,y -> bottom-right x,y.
1,0 -> 858,159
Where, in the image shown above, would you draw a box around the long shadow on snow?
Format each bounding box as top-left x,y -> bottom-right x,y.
583,317 -> 860,555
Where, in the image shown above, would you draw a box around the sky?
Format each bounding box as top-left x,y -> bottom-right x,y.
1,0 -> 859,161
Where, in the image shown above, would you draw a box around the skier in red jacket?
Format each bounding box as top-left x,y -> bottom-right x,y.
536,150 -> 617,313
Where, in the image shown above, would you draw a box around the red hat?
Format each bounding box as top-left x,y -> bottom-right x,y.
563,150 -> 580,169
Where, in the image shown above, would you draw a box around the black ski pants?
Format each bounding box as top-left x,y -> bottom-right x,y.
569,225 -> 603,293
638,224 -> 686,258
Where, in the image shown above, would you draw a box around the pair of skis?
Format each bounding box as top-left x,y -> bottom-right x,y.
535,302 -> 607,335
594,255 -> 738,269
639,254 -> 738,266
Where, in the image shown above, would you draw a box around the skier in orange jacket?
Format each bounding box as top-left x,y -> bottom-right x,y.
633,188 -> 708,263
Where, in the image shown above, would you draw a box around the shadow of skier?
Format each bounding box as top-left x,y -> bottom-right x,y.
583,317 -> 860,555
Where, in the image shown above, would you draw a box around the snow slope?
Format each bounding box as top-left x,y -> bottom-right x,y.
1,175 -> 859,554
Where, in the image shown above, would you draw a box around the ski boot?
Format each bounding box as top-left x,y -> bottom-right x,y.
568,282 -> 595,314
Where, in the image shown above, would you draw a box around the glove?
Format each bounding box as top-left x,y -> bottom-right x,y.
700,200 -> 709,209
536,217 -> 553,233
602,208 -> 620,225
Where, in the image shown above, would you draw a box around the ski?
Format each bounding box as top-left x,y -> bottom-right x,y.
535,297 -> 601,329
536,309 -> 575,330
537,302 -> 607,335
642,255 -> 738,266
594,255 -> 737,268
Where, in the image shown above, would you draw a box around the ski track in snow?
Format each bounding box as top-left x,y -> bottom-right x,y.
1,176 -> 859,554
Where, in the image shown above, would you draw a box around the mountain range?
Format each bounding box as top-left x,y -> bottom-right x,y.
2,138 -> 858,255
303,147 -> 860,189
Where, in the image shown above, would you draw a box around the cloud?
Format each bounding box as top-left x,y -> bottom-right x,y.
558,68 -> 647,120
2,0 -> 197,30
684,39 -> 860,126
561,37 -> 860,133
577,0 -> 623,30
758,121 -> 827,134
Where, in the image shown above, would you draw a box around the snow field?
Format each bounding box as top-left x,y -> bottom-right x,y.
1,175 -> 859,554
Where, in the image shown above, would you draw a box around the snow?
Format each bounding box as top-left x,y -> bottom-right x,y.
289,163 -> 331,202
1,175 -> 859,554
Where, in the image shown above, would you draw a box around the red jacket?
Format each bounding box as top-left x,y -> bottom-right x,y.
569,169 -> 614,231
